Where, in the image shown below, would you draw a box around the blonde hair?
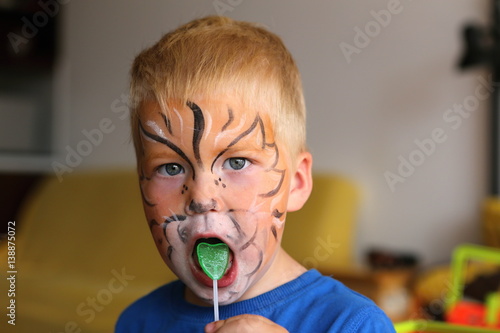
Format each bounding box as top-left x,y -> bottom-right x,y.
130,16 -> 307,161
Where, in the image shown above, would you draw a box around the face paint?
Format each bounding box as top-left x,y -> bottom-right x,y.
138,97 -> 292,305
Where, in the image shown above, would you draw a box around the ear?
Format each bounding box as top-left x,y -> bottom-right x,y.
287,151 -> 313,212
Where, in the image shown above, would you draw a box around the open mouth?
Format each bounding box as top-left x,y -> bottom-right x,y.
195,237 -> 225,247
191,237 -> 235,286
193,237 -> 230,267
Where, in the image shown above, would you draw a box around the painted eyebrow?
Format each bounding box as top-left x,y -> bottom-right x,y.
227,114 -> 260,148
210,114 -> 261,172
139,120 -> 196,180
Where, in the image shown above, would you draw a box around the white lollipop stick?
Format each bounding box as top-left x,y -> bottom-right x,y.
213,279 -> 219,321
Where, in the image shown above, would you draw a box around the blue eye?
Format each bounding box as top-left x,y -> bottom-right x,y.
223,158 -> 250,170
158,163 -> 184,176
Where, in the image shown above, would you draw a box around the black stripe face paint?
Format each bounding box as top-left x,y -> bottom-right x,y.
187,101 -> 205,169
221,108 -> 234,132
160,112 -> 173,135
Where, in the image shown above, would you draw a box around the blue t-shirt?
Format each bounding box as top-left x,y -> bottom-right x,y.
115,269 -> 396,332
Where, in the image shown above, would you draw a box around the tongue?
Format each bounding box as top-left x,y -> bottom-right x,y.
196,242 -> 230,280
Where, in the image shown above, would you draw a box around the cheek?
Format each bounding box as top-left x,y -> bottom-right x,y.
150,225 -> 168,252
253,173 -> 291,215
149,222 -> 188,272
224,169 -> 289,208
141,178 -> 186,213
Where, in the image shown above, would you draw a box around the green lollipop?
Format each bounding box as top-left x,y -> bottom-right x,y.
196,242 -> 230,280
197,242 -> 230,322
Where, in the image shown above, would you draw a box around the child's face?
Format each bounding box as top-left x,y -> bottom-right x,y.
137,97 -> 296,305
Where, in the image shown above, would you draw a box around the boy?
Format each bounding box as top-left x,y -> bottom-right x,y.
116,16 -> 396,332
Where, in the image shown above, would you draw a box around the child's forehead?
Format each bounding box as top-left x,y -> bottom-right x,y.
139,97 -> 274,130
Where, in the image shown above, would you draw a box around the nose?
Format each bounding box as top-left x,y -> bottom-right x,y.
184,174 -> 222,215
187,199 -> 218,214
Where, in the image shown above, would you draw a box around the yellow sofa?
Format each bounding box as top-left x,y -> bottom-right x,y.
0,170 -> 359,332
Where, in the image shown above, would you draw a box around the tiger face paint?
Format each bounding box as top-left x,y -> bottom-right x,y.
137,97 -> 296,305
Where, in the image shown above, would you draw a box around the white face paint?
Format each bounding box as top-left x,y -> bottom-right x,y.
145,120 -> 166,138
137,98 -> 293,305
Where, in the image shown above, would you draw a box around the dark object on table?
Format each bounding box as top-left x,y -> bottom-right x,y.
463,269 -> 500,302
367,248 -> 419,270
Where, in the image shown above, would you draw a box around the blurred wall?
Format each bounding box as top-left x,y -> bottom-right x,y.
50,0 -> 490,265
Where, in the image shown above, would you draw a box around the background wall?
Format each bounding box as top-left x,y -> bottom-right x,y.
44,0 -> 492,266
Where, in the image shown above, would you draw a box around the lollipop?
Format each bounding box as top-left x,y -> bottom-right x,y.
196,242 -> 230,321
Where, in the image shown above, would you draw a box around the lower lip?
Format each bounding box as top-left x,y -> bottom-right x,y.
191,253 -> 237,288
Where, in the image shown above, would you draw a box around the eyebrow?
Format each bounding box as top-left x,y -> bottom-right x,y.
210,114 -> 261,172
139,120 -> 196,180
143,150 -> 177,162
227,114 -> 260,148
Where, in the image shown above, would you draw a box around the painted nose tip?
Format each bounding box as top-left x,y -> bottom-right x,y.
188,199 -> 217,214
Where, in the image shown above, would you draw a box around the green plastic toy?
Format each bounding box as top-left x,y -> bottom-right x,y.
395,244 -> 500,333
